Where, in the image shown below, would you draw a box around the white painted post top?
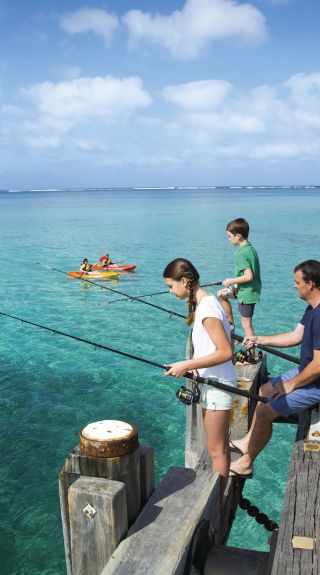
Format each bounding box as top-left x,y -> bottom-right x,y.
82,420 -> 134,441
80,420 -> 139,458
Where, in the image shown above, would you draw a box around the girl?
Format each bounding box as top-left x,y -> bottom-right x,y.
163,258 -> 237,491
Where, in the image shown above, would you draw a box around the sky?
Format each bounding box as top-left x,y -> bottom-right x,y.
0,0 -> 320,188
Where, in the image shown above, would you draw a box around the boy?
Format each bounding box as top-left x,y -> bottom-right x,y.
217,218 -> 261,337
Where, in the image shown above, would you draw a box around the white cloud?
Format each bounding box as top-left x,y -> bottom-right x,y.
2,71 -> 320,172
163,80 -> 233,110
250,142 -> 300,159
157,72 -> 320,163
60,8 -> 119,41
284,72 -> 320,109
25,134 -> 61,150
22,76 -> 152,122
123,0 -> 267,59
71,138 -> 109,152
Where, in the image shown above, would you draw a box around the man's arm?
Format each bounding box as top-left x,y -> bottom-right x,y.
244,322 -> 304,348
273,349 -> 320,398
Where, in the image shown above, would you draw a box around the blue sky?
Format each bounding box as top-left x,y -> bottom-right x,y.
1,0 -> 320,188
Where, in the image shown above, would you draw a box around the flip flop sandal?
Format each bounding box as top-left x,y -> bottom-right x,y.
229,468 -> 253,479
229,440 -> 244,456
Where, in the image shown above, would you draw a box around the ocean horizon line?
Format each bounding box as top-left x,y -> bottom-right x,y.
1,184 -> 320,194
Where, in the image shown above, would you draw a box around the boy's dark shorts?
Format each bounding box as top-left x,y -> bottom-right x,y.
238,302 -> 255,318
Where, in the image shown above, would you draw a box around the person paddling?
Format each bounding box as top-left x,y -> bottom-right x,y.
163,258 -> 237,496
99,252 -> 113,267
80,258 -> 93,273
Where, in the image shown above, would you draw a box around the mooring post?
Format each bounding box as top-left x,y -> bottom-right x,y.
59,419 -> 154,575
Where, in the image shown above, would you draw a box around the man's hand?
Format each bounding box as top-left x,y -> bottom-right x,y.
243,335 -> 258,349
272,379 -> 294,399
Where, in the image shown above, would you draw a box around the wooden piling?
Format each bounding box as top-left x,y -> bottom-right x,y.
59,419 -> 153,575
68,476 -> 127,575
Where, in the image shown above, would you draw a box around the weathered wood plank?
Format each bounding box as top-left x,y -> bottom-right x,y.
271,406 -> 320,575
69,476 -> 128,575
139,445 -> 154,506
59,468 -> 79,575
100,465 -> 220,575
205,544 -> 269,575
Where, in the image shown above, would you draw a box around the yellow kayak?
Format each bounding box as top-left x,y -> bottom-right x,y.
67,271 -> 120,280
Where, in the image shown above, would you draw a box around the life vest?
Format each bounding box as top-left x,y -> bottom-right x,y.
99,255 -> 112,265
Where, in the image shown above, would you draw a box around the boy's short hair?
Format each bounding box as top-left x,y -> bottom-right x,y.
226,218 -> 249,239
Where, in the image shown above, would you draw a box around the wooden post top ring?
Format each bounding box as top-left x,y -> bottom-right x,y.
79,420 -> 139,458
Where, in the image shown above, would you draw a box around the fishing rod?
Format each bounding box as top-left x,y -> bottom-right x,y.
37,263 -> 222,304
39,263 -> 300,366
0,310 -> 267,403
95,281 -> 224,306
37,263 -> 185,320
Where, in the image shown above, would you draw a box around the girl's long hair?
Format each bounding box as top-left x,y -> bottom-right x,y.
163,258 -> 199,326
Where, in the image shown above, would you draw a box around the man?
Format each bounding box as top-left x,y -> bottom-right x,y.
229,259 -> 320,478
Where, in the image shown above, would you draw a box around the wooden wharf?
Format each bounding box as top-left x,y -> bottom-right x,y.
59,353 -> 320,575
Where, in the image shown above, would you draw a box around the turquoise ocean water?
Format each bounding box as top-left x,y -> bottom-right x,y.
0,186 -> 319,574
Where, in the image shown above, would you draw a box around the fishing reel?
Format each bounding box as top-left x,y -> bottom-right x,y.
176,381 -> 201,405
234,348 -> 263,365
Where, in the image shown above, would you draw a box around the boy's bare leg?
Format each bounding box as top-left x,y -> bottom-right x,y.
241,315 -> 254,337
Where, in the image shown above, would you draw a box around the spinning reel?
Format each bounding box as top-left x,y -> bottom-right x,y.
176,380 -> 201,405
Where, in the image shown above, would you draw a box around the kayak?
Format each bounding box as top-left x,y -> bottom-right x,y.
67,271 -> 120,280
92,263 -> 136,272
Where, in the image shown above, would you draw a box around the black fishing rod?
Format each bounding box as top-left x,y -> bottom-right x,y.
0,310 -> 267,403
37,263 -> 222,305
95,281 -> 224,306
37,264 -> 185,320
38,264 -> 300,366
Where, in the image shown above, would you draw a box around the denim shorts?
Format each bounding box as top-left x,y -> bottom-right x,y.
201,378 -> 237,411
268,368 -> 320,417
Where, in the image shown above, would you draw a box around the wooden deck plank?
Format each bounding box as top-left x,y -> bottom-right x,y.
271,407 -> 320,575
100,465 -> 220,575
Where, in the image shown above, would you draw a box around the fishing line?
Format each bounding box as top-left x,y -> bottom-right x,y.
76,284 -> 223,308
37,263 -> 185,319
0,310 -> 266,403
37,263 -> 221,309
38,263 -> 300,365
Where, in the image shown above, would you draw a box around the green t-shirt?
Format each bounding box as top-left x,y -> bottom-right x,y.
235,242 -> 261,304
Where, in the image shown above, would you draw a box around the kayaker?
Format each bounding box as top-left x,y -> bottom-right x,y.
80,258 -> 93,273
99,252 -> 113,267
